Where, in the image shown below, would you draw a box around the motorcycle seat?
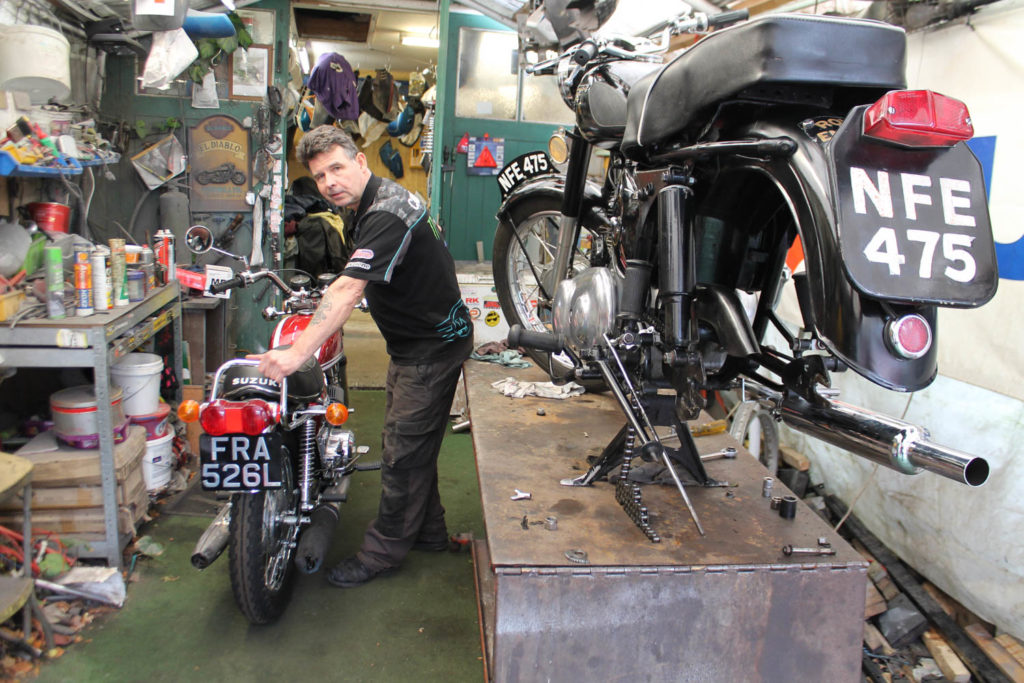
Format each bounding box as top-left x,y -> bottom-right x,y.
217,351 -> 326,403
622,14 -> 907,158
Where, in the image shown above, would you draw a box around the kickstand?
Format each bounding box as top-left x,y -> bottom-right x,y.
560,424 -> 627,487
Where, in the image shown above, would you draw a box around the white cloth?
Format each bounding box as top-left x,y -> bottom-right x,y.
491,377 -> 585,399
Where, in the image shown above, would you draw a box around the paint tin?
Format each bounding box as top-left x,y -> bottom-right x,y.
109,238 -> 129,307
127,269 -> 145,302
90,249 -> 110,311
44,245 -> 65,319
73,246 -> 93,316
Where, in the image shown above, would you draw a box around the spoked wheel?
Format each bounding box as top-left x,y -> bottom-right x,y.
729,401 -> 780,475
228,453 -> 298,624
492,196 -> 596,380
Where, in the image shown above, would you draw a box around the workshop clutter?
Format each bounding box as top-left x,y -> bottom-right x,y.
0,25 -> 71,104
5,426 -> 149,536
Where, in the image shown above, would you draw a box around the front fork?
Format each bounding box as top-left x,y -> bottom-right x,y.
551,129 -> 592,287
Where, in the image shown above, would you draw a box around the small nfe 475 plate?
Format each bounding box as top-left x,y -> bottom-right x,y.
200,433 -> 283,491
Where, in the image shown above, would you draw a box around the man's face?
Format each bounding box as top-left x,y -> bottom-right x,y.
308,145 -> 370,209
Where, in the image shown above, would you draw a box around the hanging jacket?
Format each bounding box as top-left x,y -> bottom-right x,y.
307,52 -> 360,122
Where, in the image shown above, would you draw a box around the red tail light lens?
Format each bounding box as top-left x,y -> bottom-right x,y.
241,402 -> 275,435
200,399 -> 278,436
200,401 -> 229,435
885,314 -> 932,360
863,90 -> 973,147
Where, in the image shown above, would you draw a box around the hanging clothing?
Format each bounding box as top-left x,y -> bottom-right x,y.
307,52 -> 360,122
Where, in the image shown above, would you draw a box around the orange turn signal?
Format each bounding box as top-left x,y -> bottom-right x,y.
178,399 -> 201,423
325,402 -> 349,426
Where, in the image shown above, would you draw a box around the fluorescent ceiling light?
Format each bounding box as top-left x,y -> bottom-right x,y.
401,35 -> 439,48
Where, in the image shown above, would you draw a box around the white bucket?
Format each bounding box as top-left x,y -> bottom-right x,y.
142,431 -> 174,491
0,25 -> 71,104
111,353 -> 164,416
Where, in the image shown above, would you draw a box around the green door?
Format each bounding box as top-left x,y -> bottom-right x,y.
432,10 -> 573,261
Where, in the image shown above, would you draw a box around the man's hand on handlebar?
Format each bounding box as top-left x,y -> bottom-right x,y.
246,348 -> 308,383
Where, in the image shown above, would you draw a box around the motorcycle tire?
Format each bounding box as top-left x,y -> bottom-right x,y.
729,403 -> 780,475
493,195 -> 605,391
231,171 -> 246,186
228,453 -> 298,625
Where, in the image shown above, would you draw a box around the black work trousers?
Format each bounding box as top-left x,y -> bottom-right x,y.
356,342 -> 470,571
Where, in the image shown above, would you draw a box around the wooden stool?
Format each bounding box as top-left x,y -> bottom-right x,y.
0,452 -> 34,645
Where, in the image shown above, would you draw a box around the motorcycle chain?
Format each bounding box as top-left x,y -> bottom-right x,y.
614,426 -> 661,542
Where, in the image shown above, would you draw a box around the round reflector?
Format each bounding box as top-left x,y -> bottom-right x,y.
325,403 -> 349,426
178,399 -> 201,423
886,314 -> 932,359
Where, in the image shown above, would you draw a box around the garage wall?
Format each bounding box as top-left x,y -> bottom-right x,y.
777,0 -> 1024,640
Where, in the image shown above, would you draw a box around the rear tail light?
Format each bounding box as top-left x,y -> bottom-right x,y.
885,313 -> 932,359
863,90 -> 973,147
200,399 -> 278,436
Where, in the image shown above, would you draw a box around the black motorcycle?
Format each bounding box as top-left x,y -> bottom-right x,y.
494,1 -> 996,537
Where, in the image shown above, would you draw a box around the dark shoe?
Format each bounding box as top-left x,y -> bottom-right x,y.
412,536 -> 450,552
326,556 -> 394,588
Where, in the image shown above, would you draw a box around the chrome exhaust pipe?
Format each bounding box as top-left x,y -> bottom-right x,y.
191,502 -> 232,569
742,382 -> 989,487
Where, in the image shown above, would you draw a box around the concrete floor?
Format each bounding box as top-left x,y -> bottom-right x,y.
32,317 -> 487,682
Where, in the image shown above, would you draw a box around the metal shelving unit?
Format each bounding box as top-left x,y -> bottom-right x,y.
0,283 -> 183,567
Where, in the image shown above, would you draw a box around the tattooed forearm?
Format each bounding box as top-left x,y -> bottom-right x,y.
310,292 -> 335,326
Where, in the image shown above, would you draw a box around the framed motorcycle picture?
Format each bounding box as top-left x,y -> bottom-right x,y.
188,115 -> 251,212
229,44 -> 272,101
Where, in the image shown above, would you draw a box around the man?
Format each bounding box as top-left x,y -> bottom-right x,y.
248,125 -> 472,587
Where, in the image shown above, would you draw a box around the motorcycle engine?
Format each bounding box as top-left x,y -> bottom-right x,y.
552,267 -> 621,356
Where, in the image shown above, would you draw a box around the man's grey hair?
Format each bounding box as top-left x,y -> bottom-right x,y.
296,125 -> 359,168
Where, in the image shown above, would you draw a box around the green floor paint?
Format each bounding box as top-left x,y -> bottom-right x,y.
34,390 -> 485,682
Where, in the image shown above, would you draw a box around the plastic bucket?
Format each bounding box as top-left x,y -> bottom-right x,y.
111,353 -> 164,416
0,25 -> 71,104
27,203 -> 71,234
142,431 -> 174,491
130,401 -> 171,440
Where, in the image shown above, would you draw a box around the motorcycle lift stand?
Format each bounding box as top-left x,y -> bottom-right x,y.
464,361 -> 868,682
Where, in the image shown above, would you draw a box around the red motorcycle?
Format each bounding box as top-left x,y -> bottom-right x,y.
178,225 -> 374,624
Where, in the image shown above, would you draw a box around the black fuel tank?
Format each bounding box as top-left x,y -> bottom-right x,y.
576,60 -> 660,147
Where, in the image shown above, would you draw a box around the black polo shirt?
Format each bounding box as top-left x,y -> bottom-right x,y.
342,175 -> 472,364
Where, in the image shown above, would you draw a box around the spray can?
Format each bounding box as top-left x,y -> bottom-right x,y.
73,247 -> 93,316
91,249 -> 110,311
109,238 -> 129,307
140,245 -> 156,293
155,229 -> 176,283
44,245 -> 66,320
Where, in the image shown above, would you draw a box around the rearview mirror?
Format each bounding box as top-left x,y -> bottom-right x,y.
185,225 -> 213,254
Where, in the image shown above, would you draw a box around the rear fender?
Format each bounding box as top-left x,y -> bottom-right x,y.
726,115 -> 937,391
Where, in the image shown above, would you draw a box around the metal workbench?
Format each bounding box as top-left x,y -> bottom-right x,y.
0,283 -> 183,567
465,361 -> 867,682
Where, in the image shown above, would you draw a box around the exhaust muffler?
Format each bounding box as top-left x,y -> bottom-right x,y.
294,502 -> 340,574
192,502 -> 232,569
744,384 -> 989,487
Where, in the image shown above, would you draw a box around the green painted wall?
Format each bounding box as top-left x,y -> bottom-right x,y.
95,0 -> 291,358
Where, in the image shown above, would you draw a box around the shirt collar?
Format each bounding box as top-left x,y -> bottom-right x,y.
355,174 -> 382,222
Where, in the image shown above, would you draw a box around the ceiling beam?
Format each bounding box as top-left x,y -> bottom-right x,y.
294,0 -> 441,15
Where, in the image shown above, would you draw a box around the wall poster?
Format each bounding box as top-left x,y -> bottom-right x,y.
188,115 -> 251,211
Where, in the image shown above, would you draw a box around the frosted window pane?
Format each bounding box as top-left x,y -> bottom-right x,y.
455,28 -> 518,121
522,74 -> 574,125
